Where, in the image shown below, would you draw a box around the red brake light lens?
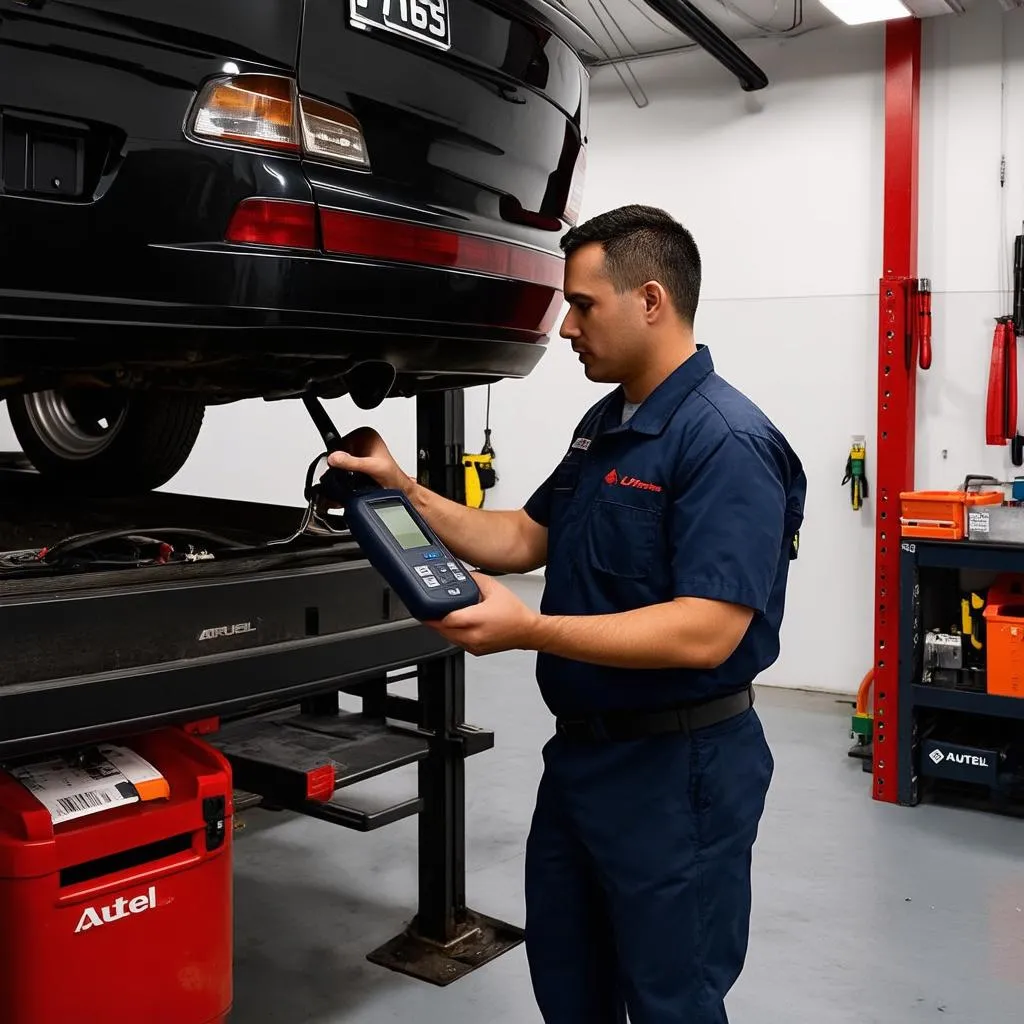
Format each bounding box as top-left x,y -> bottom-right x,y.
319,209 -> 564,289
225,198 -> 317,249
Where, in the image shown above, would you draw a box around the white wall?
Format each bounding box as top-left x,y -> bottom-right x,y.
4,4 -> 1023,696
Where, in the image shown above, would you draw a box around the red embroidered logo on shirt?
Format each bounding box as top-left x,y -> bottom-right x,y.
604,468 -> 662,493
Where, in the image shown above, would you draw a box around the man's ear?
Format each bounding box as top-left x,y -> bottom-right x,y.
642,281 -> 668,321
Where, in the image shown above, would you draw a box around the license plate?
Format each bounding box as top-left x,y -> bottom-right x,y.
350,0 -> 451,51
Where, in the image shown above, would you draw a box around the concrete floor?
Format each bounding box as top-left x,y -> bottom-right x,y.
230,577 -> 1024,1023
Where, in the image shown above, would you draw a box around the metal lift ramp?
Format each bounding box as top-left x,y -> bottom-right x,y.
0,390 -> 523,986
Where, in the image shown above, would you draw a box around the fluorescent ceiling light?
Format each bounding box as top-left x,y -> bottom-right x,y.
819,0 -> 912,24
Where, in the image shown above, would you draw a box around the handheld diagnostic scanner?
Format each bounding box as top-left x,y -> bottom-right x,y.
301,394 -> 480,620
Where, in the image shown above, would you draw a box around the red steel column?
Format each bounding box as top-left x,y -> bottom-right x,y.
873,17 -> 921,803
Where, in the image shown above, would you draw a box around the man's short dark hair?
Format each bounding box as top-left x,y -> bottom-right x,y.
560,205 -> 701,324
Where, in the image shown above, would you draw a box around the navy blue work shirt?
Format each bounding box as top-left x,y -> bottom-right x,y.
524,345 -> 806,717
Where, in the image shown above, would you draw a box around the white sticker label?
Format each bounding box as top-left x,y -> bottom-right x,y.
969,510 -> 990,533
9,745 -> 166,824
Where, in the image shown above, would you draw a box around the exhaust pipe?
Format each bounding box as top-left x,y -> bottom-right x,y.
643,0 -> 768,91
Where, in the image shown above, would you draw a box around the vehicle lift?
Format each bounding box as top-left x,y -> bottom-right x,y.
0,389 -> 522,986
224,389 -> 523,984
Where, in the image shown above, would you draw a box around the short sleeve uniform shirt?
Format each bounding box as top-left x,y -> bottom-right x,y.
524,345 -> 806,718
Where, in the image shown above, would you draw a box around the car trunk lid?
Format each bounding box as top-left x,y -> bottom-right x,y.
296,0 -> 591,247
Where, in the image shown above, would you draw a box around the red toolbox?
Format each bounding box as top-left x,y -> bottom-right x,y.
983,574 -> 1024,699
0,727 -> 233,1024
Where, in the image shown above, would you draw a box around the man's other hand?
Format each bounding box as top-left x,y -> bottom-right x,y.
425,573 -> 541,656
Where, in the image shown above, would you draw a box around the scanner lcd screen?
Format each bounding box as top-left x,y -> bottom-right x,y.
373,501 -> 431,551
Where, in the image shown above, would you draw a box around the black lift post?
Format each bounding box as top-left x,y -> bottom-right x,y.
366,389 -> 524,984
206,389 -> 524,984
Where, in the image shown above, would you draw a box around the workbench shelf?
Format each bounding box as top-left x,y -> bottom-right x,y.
909,684 -> 1024,720
898,538 -> 1024,810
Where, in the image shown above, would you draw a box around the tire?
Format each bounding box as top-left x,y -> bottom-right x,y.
7,389 -> 205,495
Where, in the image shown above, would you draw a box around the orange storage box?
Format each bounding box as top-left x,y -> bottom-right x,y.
983,574 -> 1024,699
899,489 -> 1003,540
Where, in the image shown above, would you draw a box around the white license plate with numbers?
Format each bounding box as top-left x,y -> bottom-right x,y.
350,0 -> 451,51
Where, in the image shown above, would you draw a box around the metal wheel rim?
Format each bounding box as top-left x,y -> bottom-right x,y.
21,390 -> 128,460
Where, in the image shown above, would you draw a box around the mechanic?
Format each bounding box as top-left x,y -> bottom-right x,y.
328,204 -> 806,1024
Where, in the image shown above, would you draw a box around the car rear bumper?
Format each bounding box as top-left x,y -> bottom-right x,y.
0,155 -> 562,398
0,231 -> 561,355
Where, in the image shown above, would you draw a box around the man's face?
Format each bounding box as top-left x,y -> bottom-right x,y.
559,242 -> 648,385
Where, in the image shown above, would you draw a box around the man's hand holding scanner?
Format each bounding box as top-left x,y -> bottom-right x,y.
325,427 -> 414,496
326,430 -> 552,654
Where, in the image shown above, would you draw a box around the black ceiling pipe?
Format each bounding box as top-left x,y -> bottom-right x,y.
642,0 -> 769,91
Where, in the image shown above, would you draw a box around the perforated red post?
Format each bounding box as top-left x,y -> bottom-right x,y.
873,17 -> 921,803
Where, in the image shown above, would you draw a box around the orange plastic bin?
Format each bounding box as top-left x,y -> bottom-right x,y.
899,489 -> 1003,540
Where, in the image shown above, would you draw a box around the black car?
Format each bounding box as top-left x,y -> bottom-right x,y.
0,0 -> 593,492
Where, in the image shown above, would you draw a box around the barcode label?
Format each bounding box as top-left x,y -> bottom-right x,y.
7,744 -> 166,825
55,790 -> 114,818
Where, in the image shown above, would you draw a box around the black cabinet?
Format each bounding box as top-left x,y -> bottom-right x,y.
898,539 -> 1024,807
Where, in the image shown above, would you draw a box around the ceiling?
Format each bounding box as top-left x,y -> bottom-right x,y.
560,0 -> 986,69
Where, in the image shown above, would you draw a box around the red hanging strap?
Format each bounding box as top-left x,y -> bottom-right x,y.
986,318 -> 1016,445
1007,321 -> 1018,439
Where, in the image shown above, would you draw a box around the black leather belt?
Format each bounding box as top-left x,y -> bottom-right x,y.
555,685 -> 754,742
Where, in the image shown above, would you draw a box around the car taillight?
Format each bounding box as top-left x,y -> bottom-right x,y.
188,74 -> 370,169
225,198 -> 317,249
564,145 -> 587,226
319,209 -> 565,289
299,97 -> 370,169
191,74 -> 299,152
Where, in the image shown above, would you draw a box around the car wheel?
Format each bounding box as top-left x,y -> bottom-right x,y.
7,389 -> 204,495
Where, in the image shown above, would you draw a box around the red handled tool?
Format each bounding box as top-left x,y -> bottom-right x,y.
916,278 -> 932,370
903,279 -> 933,372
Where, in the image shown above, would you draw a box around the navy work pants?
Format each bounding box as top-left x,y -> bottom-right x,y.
524,706 -> 774,1024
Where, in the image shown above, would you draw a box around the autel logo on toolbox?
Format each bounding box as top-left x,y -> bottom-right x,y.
929,748 -> 990,767
74,886 -> 158,933
197,621 -> 256,641
604,469 -> 663,493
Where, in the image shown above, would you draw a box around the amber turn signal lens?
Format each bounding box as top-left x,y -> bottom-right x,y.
191,74 -> 299,152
